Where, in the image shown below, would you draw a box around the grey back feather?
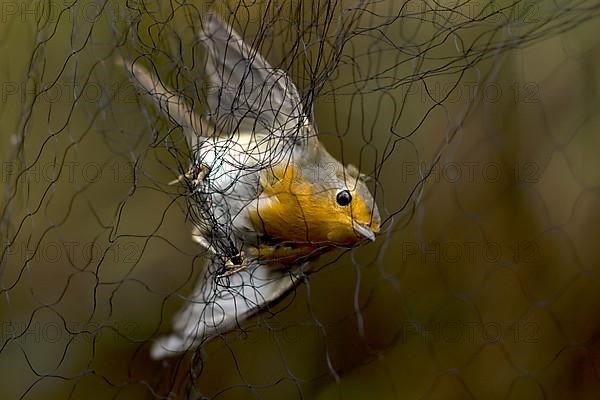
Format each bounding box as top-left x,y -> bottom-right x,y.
200,15 -> 310,143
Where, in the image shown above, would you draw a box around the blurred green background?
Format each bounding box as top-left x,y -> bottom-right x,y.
1,0 -> 600,399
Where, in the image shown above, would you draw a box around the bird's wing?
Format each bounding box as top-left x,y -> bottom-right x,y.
118,56 -> 214,150
200,14 -> 312,145
150,255 -> 301,359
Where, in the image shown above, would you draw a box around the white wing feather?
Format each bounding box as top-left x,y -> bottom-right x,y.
200,15 -> 310,140
150,257 -> 300,359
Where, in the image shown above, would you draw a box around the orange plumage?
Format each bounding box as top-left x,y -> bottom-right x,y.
120,14 -> 381,358
248,164 -> 380,263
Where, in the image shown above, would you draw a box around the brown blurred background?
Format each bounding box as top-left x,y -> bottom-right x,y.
1,0 -> 600,399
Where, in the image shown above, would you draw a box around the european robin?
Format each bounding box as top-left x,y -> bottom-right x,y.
120,14 -> 380,358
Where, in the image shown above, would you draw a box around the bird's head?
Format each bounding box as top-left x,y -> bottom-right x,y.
252,160 -> 380,249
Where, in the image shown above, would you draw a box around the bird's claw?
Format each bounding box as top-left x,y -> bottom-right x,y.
218,251 -> 248,277
169,163 -> 211,186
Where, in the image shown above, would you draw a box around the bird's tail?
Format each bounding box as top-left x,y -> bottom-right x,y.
150,257 -> 300,359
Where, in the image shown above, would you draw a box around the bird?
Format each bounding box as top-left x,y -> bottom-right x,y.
119,14 -> 380,359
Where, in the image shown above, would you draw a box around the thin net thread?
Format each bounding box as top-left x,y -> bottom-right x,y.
1,0 -> 600,399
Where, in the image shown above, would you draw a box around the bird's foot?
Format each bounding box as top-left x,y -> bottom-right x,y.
169,163 -> 211,186
218,251 -> 248,277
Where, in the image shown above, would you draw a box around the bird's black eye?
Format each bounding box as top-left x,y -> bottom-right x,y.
336,190 -> 352,206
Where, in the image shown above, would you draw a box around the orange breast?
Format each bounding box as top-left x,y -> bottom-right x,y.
248,164 -> 338,262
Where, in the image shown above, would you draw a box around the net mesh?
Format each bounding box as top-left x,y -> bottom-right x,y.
2,0 -> 600,399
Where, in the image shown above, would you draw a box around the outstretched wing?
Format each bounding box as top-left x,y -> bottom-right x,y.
118,56 -> 213,150
150,255 -> 301,359
200,15 -> 312,144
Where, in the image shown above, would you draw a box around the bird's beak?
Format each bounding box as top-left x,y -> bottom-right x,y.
353,221 -> 377,242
